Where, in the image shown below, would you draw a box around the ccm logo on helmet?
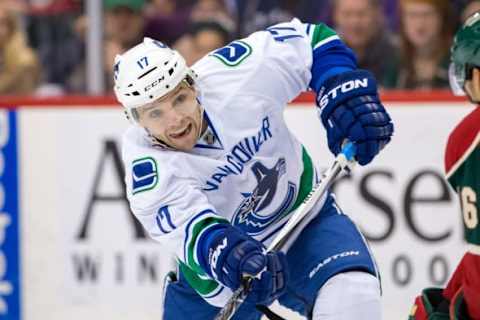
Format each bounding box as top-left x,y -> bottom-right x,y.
318,78 -> 369,109
144,76 -> 166,92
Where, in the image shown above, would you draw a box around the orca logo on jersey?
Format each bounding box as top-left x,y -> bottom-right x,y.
318,78 -> 369,109
232,158 -> 297,235
132,157 -> 158,194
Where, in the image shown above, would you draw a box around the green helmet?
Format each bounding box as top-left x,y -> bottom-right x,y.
449,12 -> 480,95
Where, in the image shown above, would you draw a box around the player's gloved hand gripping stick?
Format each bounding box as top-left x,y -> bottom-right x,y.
215,142 -> 357,320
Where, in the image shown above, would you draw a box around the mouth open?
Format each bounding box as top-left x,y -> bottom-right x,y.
170,123 -> 192,139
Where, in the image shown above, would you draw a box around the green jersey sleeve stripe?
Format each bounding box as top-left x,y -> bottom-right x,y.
184,212 -> 228,274
192,221 -> 223,268
310,23 -> 338,48
179,261 -> 220,296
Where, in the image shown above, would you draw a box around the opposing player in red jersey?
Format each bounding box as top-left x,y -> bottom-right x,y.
408,12 -> 480,320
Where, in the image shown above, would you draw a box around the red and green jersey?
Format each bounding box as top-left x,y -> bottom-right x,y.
445,107 -> 480,248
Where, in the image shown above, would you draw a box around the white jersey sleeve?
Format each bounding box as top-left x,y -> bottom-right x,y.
122,127 -> 235,306
122,127 -> 227,273
193,18 -> 345,108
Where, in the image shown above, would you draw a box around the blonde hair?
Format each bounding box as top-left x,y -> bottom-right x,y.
0,7 -> 40,94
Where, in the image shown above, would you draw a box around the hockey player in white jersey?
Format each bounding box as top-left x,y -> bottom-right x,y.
114,18 -> 393,320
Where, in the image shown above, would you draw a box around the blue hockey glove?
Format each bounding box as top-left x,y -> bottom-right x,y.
244,250 -> 288,305
198,224 -> 288,305
316,70 -> 394,165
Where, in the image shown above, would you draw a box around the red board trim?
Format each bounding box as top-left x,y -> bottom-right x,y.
0,90 -> 468,109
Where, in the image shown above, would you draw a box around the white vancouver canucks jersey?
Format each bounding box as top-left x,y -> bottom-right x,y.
122,18 -> 345,306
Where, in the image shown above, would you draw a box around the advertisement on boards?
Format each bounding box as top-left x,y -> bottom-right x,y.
0,110 -> 21,320
13,101 -> 475,320
19,109 -> 173,320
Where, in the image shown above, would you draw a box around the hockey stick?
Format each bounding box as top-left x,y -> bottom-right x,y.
214,142 -> 357,320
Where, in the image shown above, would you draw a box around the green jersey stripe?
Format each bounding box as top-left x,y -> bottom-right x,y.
290,146 -> 315,212
275,146 -> 315,222
446,132 -> 480,179
179,261 -> 220,296
310,24 -> 338,48
185,214 -> 228,274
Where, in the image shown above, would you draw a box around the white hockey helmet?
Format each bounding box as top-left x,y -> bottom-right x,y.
113,37 -> 196,121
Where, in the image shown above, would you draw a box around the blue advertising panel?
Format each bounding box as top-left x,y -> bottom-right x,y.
0,110 -> 20,319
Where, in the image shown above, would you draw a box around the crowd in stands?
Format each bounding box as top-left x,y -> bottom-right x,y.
0,0 -> 479,96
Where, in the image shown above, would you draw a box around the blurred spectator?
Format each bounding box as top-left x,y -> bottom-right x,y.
383,0 -> 455,89
174,20 -> 230,66
0,4 -> 41,94
1,0 -> 28,15
289,0 -> 331,25
165,0 -> 235,66
26,0 -> 81,93
145,0 -> 177,16
105,0 -> 146,91
332,0 -> 397,85
67,0 -> 146,93
461,0 -> 480,22
190,0 -> 235,33
224,0 -> 293,38
384,0 -> 402,31
144,0 -> 191,46
104,0 -> 145,51
294,0 -> 399,32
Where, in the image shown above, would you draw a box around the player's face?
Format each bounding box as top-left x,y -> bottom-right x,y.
464,68 -> 480,103
137,83 -> 203,151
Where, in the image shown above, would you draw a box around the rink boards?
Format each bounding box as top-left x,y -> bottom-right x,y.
0,95 -> 474,320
